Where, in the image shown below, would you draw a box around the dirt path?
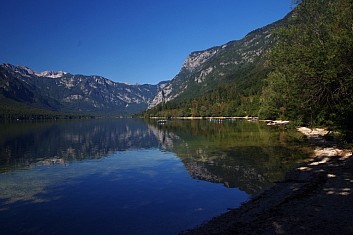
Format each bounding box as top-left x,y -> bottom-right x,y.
184,128 -> 353,234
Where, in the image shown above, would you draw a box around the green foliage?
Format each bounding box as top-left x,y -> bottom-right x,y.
145,62 -> 268,118
260,0 -> 353,139
0,97 -> 95,121
146,0 -> 353,141
143,14 -> 288,118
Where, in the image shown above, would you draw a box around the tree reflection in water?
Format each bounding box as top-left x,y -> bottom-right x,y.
0,119 -> 313,234
0,119 -> 310,195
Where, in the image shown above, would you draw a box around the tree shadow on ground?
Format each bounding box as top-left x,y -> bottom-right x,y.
185,153 -> 353,235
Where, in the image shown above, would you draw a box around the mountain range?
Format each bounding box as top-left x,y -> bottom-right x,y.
0,11 -> 291,118
0,63 -> 169,116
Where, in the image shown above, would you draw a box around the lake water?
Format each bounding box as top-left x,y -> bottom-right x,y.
0,119 -> 310,234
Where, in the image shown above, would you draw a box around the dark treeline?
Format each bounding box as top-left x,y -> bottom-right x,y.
145,0 -> 353,140
0,104 -> 95,121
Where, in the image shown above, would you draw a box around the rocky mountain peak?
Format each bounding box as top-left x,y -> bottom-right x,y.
35,70 -> 67,78
181,47 -> 219,73
0,64 -> 68,79
1,64 -> 35,77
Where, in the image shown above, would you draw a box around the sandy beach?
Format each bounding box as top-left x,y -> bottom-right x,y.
184,127 -> 353,234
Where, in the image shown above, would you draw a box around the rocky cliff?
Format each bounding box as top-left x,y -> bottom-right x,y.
148,14 -> 289,109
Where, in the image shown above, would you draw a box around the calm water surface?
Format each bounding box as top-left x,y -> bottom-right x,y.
0,119 -> 310,234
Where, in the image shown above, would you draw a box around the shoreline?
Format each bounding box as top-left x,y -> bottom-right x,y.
184,127 -> 353,234
149,116 -> 256,120
149,116 -> 290,124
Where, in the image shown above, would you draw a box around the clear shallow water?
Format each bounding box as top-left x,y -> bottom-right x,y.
0,119 -> 309,234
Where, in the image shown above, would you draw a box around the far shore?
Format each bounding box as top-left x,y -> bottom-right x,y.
149,116 -> 256,120
149,116 -> 276,122
150,116 -> 293,126
183,127 -> 353,234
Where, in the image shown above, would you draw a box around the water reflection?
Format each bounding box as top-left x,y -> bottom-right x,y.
0,119 -> 159,171
0,119 -> 309,195
0,119 -> 311,234
148,119 -> 310,194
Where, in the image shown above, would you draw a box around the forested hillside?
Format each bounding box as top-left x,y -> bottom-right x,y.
144,9 -> 291,118
147,9 -> 291,116
146,63 -> 267,117
145,0 -> 353,139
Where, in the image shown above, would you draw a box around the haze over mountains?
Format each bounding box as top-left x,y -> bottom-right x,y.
0,11 -> 290,117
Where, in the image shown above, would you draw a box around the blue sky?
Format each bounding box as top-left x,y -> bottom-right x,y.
0,0 -> 293,84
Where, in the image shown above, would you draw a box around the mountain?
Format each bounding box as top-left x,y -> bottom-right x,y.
1,11 -> 292,118
0,64 -> 165,117
147,13 -> 292,116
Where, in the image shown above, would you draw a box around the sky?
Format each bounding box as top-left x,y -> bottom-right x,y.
0,0 -> 294,85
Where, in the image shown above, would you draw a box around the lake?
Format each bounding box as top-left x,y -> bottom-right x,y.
0,119 -> 310,234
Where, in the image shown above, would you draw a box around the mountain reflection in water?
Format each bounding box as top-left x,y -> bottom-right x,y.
0,119 -> 311,234
1,119 -> 309,195
148,119 -> 310,194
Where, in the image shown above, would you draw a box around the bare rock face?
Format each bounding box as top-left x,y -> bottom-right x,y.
182,48 -> 219,73
147,13 -> 288,110
147,82 -> 173,109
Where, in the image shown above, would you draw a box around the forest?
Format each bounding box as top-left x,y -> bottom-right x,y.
145,0 -> 353,140
0,99 -> 95,121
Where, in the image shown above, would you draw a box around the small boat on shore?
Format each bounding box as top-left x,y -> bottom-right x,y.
209,118 -> 224,123
157,119 -> 168,124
